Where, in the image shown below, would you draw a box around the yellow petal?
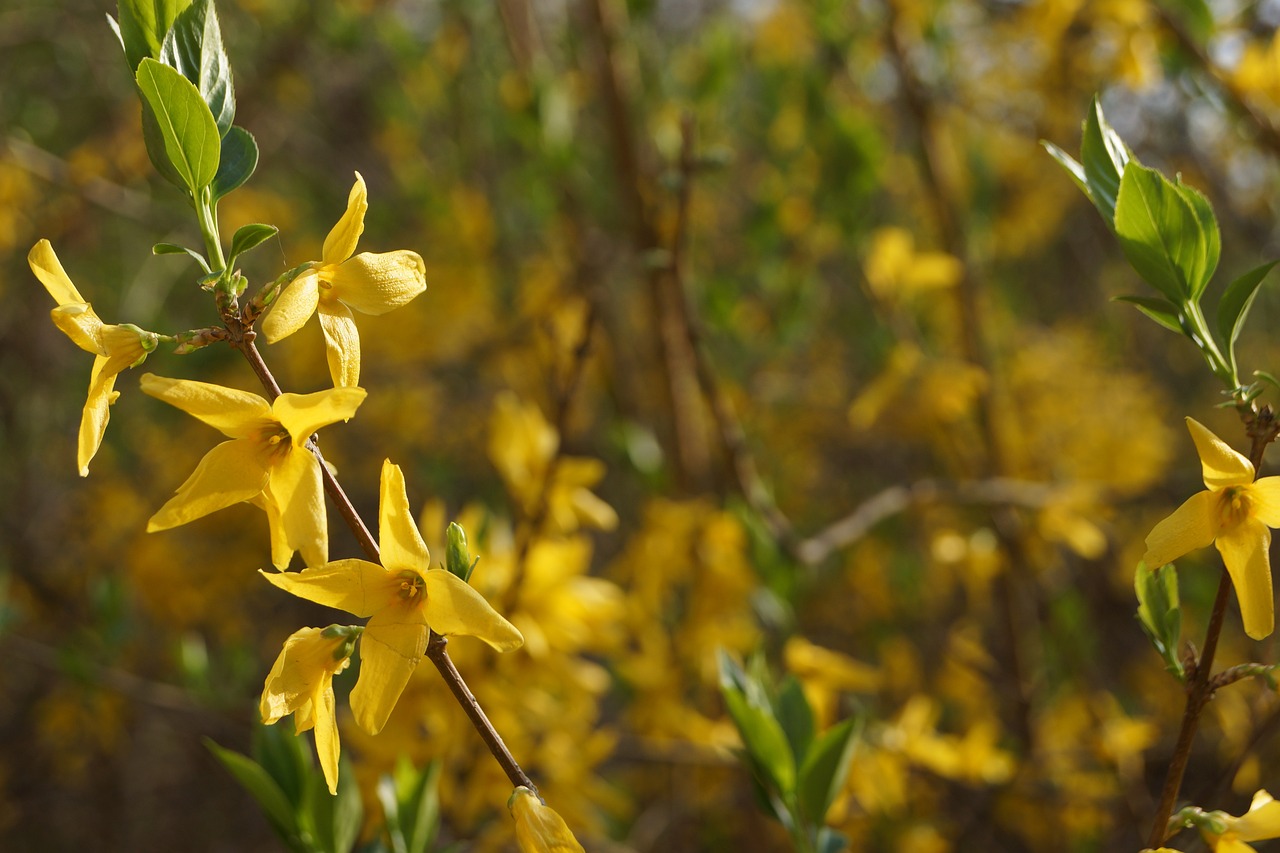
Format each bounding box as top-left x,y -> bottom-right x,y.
261,273 -> 321,342
261,627 -> 340,722
78,357 -> 120,477
328,251 -> 427,316
1228,790 -> 1280,842
252,493 -> 295,570
1214,838 -> 1260,853
1143,490 -> 1219,568
323,172 -> 368,263
140,374 -> 271,437
510,787 -> 586,853
29,239 -> 87,305
51,303 -> 107,354
1248,478 -> 1280,529
378,460 -> 431,573
272,386 -> 367,449
423,569 -> 524,652
313,677 -> 341,795
350,603 -> 428,734
1216,518 -> 1275,640
147,438 -> 270,531
259,559 -> 393,617
1187,417 -> 1254,488
265,446 -> 328,568
318,302 -> 361,388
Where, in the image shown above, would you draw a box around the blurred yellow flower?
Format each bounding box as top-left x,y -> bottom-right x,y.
28,239 -> 158,476
1203,790 -> 1280,852
261,460 -> 523,735
1143,418 -> 1280,640
140,374 -> 366,568
261,172 -> 427,387
508,787 -> 585,853
260,625 -> 357,794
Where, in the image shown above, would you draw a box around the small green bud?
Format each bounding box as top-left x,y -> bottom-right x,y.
321,624 -> 364,661
446,522 -> 476,582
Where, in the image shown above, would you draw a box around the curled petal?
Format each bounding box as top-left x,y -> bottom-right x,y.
510,787 -> 585,853
140,374 -> 271,437
266,446 -> 328,569
1143,490 -> 1219,569
328,251 -> 426,316
1187,417 -> 1254,488
147,439 -> 270,531
423,569 -> 524,652
312,681 -> 340,794
1217,519 -> 1275,640
350,604 -> 428,735
51,303 -> 106,355
29,239 -> 88,305
318,303 -> 361,388
259,559 -> 393,617
378,460 -> 431,574
323,172 -> 368,263
261,273 -> 321,342
272,386 -> 367,449
78,357 -> 120,477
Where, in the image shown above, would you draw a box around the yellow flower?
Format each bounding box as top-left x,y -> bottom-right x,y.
260,625 -> 357,794
1203,789 -> 1280,852
261,460 -> 523,735
28,239 -> 158,476
1143,417 -> 1280,640
261,172 -> 427,387
508,787 -> 585,853
140,374 -> 366,568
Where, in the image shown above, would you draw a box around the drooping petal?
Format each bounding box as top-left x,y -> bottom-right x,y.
259,559 -> 395,617
78,357 -> 120,477
312,679 -> 341,794
261,272 -> 321,343
1248,478 -> 1280,528
1216,518 -> 1275,640
1187,417 -> 1255,489
423,569 -> 524,652
378,460 -> 431,573
1214,837 -> 1260,853
140,374 -> 271,437
29,239 -> 87,305
323,172 -> 368,264
1231,790 -> 1280,842
349,603 -> 428,735
317,302 -> 361,388
1143,490 -> 1219,568
50,303 -> 107,354
510,787 -> 586,853
147,438 -> 270,531
260,627 -> 336,723
327,251 -> 426,315
250,493 -> 295,570
272,386 -> 367,449
266,446 -> 328,568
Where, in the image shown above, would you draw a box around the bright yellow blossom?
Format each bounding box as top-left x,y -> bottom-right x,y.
261,172 -> 427,387
1143,418 -> 1280,640
1202,789 -> 1280,852
260,625 -> 358,794
261,460 -> 522,735
140,374 -> 366,568
508,787 -> 585,853
28,239 -> 159,476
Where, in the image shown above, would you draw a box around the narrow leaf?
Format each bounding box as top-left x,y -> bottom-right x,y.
1081,96 -> 1130,226
136,58 -> 220,195
775,677 -> 815,766
153,242 -> 211,272
798,717 -> 860,827
1112,295 -> 1184,334
1114,162 -> 1207,301
229,223 -> 279,265
212,125 -> 259,201
1218,261 -> 1277,376
1042,141 -> 1089,198
722,689 -> 797,796
1134,562 -> 1184,679
206,738 -> 299,840
160,0 -> 235,136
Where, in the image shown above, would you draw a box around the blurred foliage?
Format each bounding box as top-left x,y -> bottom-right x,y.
9,0 -> 1280,851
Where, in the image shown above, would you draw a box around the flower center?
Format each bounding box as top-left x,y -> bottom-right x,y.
395,571 -> 425,602
1217,485 -> 1253,529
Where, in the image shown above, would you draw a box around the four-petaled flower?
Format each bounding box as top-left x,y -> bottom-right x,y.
260,625 -> 359,794
141,374 -> 366,569
261,172 -> 427,388
261,459 -> 523,735
1143,417 -> 1280,640
29,239 -> 159,476
508,787 -> 585,853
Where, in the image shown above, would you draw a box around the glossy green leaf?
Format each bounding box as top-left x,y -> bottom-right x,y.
1112,295 -> 1183,334
1135,562 -> 1184,680
1080,96 -> 1130,226
1173,181 -> 1220,300
1217,261 -> 1277,377
114,0 -> 190,72
136,58 -> 220,195
798,717 -> 859,828
153,242 -> 212,272
719,651 -> 796,796
205,738 -> 299,841
228,223 -> 279,266
212,125 -> 259,201
1042,141 -> 1088,198
140,95 -> 187,190
160,0 -> 235,137
1114,162 -> 1211,302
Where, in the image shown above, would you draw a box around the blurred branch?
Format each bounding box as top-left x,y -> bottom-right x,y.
5,136 -> 155,223
497,0 -> 542,73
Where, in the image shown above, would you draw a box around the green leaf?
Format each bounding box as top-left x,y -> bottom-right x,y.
1135,562 -> 1184,680
1173,181 -> 1221,301
1112,295 -> 1184,334
1042,141 -> 1088,197
775,677 -> 815,767
1114,162 -> 1213,302
798,718 -> 860,828
115,0 -> 190,72
160,0 -> 235,137
153,242 -> 212,272
1161,0 -> 1215,41
722,681 -> 796,796
140,96 -> 187,190
228,223 -> 279,266
302,752 -> 362,853
211,125 -> 259,201
1080,96 -> 1130,226
252,720 -> 312,808
206,738 -> 300,841
1217,261 -> 1277,378
136,58 -> 220,195
380,757 -> 441,853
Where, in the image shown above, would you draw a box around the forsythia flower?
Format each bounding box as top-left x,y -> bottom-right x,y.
1143,417 -> 1280,640
508,787 -> 585,853
1202,789 -> 1280,852
260,625 -> 359,794
261,460 -> 522,735
261,172 -> 427,387
28,239 -> 159,476
140,374 -> 366,568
